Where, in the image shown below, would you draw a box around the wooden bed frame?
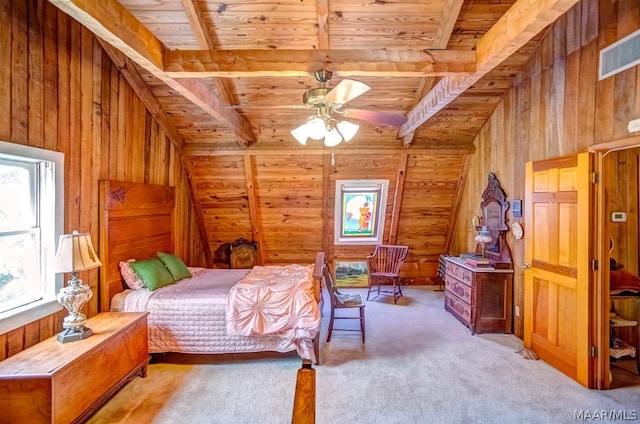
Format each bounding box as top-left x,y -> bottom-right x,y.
98,180 -> 324,362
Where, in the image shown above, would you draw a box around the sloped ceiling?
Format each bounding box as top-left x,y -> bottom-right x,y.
48,0 -> 582,155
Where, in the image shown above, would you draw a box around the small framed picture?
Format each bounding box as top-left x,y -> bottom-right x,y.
334,261 -> 368,288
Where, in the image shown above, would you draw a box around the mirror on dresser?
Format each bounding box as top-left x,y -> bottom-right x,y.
442,171 -> 514,334
477,172 -> 513,269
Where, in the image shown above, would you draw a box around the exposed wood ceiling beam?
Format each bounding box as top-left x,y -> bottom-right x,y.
405,0 -> 465,145
434,0 -> 465,49
48,0 -> 256,147
399,0 -> 582,141
163,49 -> 477,78
98,40 -> 185,152
179,0 -> 237,107
180,144 -> 476,157
180,0 -> 213,50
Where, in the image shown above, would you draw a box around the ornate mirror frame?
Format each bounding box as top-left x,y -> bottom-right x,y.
477,172 -> 513,267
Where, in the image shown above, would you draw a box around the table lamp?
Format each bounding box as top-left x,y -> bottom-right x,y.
474,226 -> 493,259
52,231 -> 102,343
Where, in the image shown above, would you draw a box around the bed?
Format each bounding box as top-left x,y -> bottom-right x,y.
98,180 -> 324,363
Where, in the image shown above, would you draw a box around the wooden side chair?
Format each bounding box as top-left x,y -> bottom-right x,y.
366,244 -> 409,304
324,265 -> 365,343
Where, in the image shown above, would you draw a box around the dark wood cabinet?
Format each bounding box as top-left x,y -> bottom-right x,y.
443,256 -> 513,334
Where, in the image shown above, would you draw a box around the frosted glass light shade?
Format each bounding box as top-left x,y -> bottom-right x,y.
337,120 -> 359,142
290,124 -> 309,145
323,128 -> 343,147
306,117 -> 327,140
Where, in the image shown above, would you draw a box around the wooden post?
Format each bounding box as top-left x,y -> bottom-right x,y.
291,359 -> 315,424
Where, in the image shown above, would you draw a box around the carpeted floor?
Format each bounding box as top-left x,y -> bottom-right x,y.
87,286 -> 640,424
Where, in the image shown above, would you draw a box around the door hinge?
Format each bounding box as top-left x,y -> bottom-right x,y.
591,258 -> 598,271
591,172 -> 598,184
591,345 -> 597,358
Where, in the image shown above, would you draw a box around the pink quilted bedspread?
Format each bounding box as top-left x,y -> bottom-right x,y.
226,264 -> 321,360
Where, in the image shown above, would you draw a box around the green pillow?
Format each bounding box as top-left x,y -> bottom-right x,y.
157,252 -> 192,281
130,258 -> 175,291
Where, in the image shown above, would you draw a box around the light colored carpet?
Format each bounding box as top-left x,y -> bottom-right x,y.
88,286 -> 640,424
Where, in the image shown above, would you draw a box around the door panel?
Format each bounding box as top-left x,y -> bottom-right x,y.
524,152 -> 593,387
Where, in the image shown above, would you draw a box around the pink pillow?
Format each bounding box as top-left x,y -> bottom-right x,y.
119,260 -> 145,290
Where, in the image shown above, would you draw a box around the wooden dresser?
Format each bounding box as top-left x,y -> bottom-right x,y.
443,256 -> 514,334
0,312 -> 149,424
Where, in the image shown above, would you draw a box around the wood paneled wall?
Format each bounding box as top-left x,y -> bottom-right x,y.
188,149 -> 469,282
0,0 -> 206,359
605,148 -> 640,276
452,0 -> 640,338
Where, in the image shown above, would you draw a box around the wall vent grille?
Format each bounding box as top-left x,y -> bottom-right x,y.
599,29 -> 640,80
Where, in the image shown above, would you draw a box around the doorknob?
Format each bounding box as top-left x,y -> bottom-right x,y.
522,263 -> 531,269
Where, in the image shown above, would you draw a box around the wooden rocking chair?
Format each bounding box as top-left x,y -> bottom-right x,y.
366,245 -> 409,304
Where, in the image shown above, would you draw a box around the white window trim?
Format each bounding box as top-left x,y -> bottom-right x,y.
334,179 -> 389,245
0,141 -> 64,334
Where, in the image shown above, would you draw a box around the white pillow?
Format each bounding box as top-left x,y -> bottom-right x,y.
119,260 -> 145,290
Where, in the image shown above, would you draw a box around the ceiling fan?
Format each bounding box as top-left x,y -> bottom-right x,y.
301,70 -> 408,127
291,70 -> 408,146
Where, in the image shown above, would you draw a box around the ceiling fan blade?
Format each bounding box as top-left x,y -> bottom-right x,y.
324,79 -> 370,106
343,109 -> 408,127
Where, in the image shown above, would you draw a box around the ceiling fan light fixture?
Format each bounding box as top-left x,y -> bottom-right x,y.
290,124 -> 309,145
306,117 -> 327,140
323,127 -> 343,147
337,120 -> 359,142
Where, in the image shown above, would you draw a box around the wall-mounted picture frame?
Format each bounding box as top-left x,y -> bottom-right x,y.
334,261 -> 368,288
334,179 -> 389,245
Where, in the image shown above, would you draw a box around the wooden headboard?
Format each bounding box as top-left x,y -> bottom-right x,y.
99,180 -> 175,312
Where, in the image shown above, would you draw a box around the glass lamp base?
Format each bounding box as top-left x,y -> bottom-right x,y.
57,326 -> 93,343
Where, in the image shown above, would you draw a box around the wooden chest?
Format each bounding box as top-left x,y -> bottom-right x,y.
443,257 -> 513,334
0,312 -> 149,424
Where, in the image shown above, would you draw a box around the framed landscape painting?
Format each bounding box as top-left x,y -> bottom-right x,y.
334,261 -> 368,288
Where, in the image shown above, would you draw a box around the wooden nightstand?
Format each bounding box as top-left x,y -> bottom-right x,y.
0,312 -> 149,424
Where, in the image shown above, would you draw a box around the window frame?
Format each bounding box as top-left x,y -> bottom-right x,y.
334,179 -> 389,245
0,141 -> 64,334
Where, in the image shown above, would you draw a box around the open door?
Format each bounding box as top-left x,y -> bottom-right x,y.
524,152 -> 595,387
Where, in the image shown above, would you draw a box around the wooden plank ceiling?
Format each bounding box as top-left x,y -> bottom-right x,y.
48,0 -> 582,154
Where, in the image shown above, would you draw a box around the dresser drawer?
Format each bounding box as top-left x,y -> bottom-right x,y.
445,274 -> 472,304
445,292 -> 472,325
445,261 -> 473,286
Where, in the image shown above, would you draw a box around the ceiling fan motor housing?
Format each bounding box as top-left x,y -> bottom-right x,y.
303,87 -> 329,107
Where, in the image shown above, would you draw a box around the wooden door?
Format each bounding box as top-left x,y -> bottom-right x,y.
524,152 -> 594,387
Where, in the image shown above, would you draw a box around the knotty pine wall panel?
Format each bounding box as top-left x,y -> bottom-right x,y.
253,154 -> 324,264
605,148 -> 640,276
189,150 -> 467,284
0,0 -> 206,359
452,0 -> 640,338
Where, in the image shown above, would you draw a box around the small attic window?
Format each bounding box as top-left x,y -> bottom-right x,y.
334,179 -> 389,245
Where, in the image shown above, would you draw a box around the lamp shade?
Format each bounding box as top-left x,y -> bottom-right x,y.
337,120 -> 359,142
290,124 -> 309,145
306,117 -> 327,140
52,231 -> 102,273
476,227 -> 493,244
323,127 -> 343,147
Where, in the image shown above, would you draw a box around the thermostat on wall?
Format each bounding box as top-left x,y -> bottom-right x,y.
611,212 -> 627,222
